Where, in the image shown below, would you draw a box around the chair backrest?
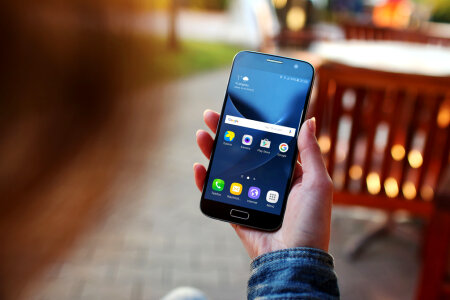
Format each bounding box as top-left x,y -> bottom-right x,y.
342,22 -> 450,47
309,63 -> 450,215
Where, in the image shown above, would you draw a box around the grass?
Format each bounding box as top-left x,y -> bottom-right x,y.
140,36 -> 243,82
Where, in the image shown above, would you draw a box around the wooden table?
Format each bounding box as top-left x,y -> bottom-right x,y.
308,40 -> 450,76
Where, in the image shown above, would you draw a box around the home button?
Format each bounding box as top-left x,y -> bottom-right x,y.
230,209 -> 249,220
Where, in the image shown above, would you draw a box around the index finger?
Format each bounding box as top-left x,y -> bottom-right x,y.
203,109 -> 220,134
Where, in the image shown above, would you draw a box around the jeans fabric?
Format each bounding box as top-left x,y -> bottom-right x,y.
248,247 -> 340,299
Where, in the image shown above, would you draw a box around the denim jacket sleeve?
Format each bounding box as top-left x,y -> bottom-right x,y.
248,247 -> 339,300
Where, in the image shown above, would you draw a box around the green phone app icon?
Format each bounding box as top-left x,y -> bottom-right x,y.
212,179 -> 225,191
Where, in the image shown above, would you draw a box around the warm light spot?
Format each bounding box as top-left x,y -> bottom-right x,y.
367,172 -> 381,195
420,185 -> 434,201
333,170 -> 345,187
437,106 -> 450,128
349,165 -> 363,180
391,144 -> 405,161
408,150 -> 423,168
336,150 -> 347,163
286,7 -> 306,31
272,0 -> 287,9
402,182 -> 416,200
318,135 -> 331,154
384,177 -> 399,198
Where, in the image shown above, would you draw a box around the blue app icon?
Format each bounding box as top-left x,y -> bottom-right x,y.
248,186 -> 261,200
224,131 -> 235,142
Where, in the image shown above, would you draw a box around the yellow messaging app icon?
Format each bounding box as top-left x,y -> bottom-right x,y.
230,182 -> 243,195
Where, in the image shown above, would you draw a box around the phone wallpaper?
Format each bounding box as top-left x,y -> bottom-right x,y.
205,65 -> 311,215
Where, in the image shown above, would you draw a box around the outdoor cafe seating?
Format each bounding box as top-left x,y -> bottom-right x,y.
308,61 -> 450,299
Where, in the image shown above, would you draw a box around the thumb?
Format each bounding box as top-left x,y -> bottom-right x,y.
297,118 -> 328,178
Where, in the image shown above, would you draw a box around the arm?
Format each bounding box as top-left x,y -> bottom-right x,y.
249,248 -> 339,300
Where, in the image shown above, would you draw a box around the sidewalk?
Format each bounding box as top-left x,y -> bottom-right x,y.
34,69 -> 420,300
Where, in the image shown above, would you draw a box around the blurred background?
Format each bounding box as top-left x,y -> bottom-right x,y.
2,0 -> 449,299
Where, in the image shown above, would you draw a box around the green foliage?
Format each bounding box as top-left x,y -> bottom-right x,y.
147,0 -> 230,11
187,0 -> 230,11
140,36 -> 241,82
430,0 -> 450,23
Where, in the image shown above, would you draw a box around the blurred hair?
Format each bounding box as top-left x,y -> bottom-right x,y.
0,0 -> 153,298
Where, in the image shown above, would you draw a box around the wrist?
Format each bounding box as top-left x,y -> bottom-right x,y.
251,247 -> 334,268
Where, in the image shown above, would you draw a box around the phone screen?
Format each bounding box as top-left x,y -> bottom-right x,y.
203,52 -> 314,217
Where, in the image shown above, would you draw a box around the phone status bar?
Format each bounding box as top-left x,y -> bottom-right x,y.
279,75 -> 309,84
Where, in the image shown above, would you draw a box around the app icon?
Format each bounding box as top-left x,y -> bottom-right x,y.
266,190 -> 279,203
230,182 -> 243,195
212,179 -> 225,192
248,187 -> 261,199
242,134 -> 253,145
260,138 -> 271,148
224,131 -> 235,142
279,143 -> 289,153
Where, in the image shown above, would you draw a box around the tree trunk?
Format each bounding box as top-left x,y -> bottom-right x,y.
168,0 -> 179,50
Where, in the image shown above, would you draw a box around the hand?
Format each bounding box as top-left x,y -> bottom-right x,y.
194,110 -> 333,259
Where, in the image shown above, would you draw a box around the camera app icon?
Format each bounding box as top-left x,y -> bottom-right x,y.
242,134 -> 253,146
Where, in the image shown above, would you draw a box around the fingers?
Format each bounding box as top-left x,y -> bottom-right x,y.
193,163 -> 207,191
292,161 -> 303,182
297,118 -> 329,179
196,130 -> 214,159
203,109 -> 220,133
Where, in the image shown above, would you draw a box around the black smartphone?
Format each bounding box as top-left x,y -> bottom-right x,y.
200,51 -> 314,231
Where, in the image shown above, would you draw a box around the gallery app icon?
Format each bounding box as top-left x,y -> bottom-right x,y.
260,138 -> 271,148
230,182 -> 243,195
224,131 -> 235,142
279,143 -> 289,153
242,134 -> 253,145
212,179 -> 225,192
266,190 -> 279,203
248,187 -> 261,200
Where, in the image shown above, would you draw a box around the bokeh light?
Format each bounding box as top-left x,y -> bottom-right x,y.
391,144 -> 405,161
286,7 -> 306,31
407,150 -> 423,168
402,182 -> 417,200
384,177 -> 399,198
349,165 -> 363,180
420,185 -> 434,201
272,0 -> 287,9
318,135 -> 331,154
367,172 -> 381,195
437,105 -> 450,128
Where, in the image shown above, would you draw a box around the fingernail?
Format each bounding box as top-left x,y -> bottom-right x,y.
193,162 -> 199,169
196,130 -> 201,136
203,109 -> 211,117
308,117 -> 316,134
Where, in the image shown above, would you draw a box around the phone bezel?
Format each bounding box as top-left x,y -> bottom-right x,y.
200,51 -> 315,231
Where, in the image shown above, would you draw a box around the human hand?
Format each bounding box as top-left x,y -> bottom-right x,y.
194,110 -> 333,259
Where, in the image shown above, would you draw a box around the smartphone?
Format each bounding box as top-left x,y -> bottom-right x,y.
200,51 -> 314,231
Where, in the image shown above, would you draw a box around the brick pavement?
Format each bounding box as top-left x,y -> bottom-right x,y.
34,69 -> 420,300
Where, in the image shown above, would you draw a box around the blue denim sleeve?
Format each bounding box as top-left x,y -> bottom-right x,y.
248,247 -> 339,299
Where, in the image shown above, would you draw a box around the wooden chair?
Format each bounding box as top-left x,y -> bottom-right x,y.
417,166 -> 450,300
342,22 -> 450,47
309,62 -> 450,299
